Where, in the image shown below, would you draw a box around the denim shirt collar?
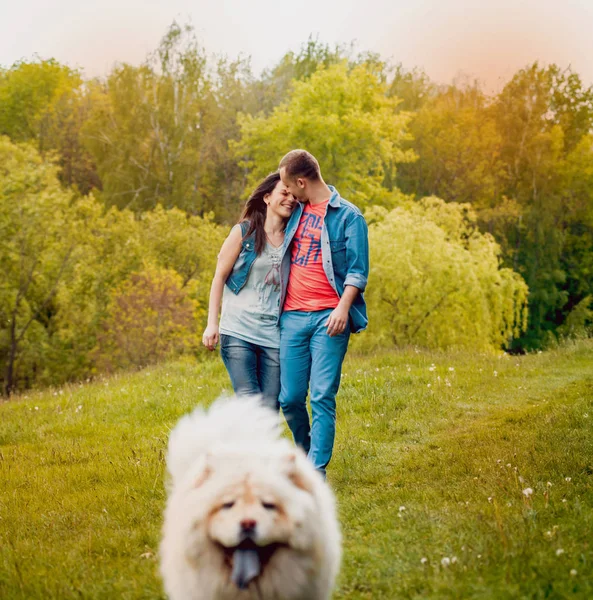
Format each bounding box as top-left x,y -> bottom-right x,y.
327,185 -> 341,208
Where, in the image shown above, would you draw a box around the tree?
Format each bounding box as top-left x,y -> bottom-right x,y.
0,59 -> 100,194
0,137 -> 79,394
234,62 -> 416,209
397,83 -> 506,210
492,63 -> 593,348
83,22 -> 256,220
358,198 -> 528,351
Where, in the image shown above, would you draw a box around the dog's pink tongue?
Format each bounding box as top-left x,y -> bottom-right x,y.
231,547 -> 261,590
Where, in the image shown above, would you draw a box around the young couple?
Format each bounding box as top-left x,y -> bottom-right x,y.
202,150 -> 369,476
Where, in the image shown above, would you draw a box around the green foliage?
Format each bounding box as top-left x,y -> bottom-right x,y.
398,84 -> 506,209
0,136 -> 80,394
233,62 -> 416,209
0,59 -> 99,194
92,267 -> 198,372
387,64 -> 436,112
83,23 -> 253,219
396,62 -> 593,349
492,65 -> 593,348
0,59 -> 80,142
358,198 -> 528,351
2,25 -> 593,372
556,296 -> 593,341
0,137 -> 224,393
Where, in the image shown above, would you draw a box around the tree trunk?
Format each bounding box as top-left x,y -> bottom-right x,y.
4,319 -> 18,396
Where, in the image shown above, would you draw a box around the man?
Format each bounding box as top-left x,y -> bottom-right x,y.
278,149 -> 369,477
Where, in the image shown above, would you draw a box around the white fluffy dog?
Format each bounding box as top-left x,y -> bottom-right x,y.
160,396 -> 341,600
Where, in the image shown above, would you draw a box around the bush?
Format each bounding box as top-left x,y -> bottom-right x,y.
92,267 -> 199,372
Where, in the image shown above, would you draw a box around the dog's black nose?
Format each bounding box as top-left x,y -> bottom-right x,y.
240,519 -> 257,533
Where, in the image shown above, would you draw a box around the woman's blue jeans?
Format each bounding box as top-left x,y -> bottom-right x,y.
220,334 -> 280,410
278,309 -> 351,476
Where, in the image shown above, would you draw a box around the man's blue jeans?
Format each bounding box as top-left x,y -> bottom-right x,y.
220,334 -> 280,410
279,309 -> 351,476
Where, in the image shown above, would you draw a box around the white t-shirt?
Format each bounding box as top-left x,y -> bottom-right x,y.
219,241 -> 283,348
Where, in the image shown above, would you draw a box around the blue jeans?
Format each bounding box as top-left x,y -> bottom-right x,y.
279,309 -> 351,476
220,334 -> 280,410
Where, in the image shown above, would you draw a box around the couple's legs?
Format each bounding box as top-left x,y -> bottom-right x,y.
279,310 -> 350,476
220,334 -> 280,410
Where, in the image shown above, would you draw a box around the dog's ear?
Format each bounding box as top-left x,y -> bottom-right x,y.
193,453 -> 213,488
282,452 -> 315,494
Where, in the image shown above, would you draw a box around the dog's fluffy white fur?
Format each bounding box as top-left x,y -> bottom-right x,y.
160,396 -> 341,600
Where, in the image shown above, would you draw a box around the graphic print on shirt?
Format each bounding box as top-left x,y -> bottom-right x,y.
258,246 -> 282,310
293,212 -> 323,267
283,200 -> 340,313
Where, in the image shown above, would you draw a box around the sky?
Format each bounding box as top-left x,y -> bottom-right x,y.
1,0 -> 592,92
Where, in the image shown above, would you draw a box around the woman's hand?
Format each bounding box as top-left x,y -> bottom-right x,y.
202,324 -> 220,351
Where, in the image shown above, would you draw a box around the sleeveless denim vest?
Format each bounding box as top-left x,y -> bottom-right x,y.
225,221 -> 258,294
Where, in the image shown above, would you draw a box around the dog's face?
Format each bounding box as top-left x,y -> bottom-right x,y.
208,477 -> 293,549
183,451 -> 317,590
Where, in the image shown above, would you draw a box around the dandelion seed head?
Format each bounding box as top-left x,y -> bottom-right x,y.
420,557 -> 428,564
570,569 -> 577,576
522,487 -> 533,497
556,548 -> 565,556
565,477 -> 572,482
399,506 -> 406,512
441,557 -> 451,567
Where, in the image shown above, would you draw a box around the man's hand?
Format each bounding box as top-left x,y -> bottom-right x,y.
202,324 -> 219,351
324,305 -> 349,337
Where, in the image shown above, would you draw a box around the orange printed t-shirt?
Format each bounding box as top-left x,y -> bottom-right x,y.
283,200 -> 340,312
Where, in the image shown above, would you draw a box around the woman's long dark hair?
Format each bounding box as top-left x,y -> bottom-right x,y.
239,171 -> 282,255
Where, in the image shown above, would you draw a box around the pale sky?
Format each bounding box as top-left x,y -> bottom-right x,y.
1,0 -> 593,92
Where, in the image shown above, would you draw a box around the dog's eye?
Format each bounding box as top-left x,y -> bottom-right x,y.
262,502 -> 277,510
221,501 -> 235,509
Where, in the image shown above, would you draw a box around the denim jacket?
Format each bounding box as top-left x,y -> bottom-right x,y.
280,185 -> 369,333
225,221 -> 257,294
226,221 -> 292,294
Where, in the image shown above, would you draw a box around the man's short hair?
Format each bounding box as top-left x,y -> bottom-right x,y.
279,150 -> 321,181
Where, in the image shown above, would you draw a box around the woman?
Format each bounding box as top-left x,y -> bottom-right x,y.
202,172 -> 295,408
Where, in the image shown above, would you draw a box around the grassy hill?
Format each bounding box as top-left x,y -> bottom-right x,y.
1,341 -> 592,599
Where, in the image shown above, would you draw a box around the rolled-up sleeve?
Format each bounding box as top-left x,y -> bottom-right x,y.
344,213 -> 369,292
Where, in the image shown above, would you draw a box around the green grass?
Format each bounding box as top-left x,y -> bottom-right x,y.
1,342 -> 593,599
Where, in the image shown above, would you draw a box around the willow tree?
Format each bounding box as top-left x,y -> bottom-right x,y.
359,198 -> 528,351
